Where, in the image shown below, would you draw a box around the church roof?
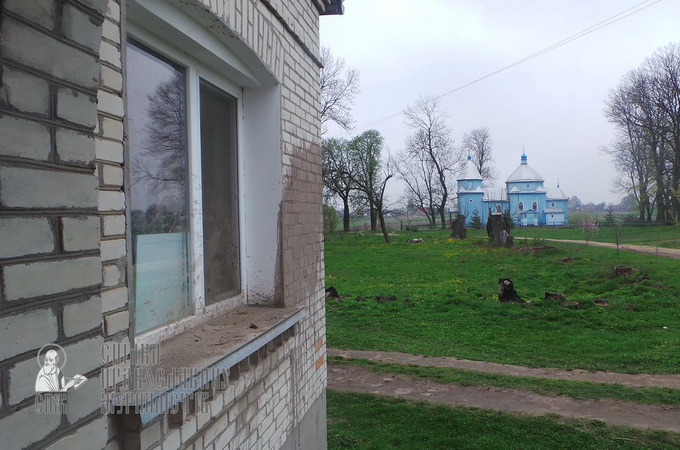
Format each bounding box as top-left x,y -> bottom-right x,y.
506,153 -> 544,183
483,188 -> 507,201
546,186 -> 567,200
458,155 -> 483,180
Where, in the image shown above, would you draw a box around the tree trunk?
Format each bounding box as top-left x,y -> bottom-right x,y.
449,214 -> 466,239
370,202 -> 377,231
487,213 -> 513,247
342,196 -> 350,232
378,210 -> 391,243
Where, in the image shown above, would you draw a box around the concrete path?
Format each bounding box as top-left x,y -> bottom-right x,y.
327,349 -> 680,432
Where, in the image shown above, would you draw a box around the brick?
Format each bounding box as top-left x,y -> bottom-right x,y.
95,137 -> 124,162
62,216 -> 100,252
4,0 -> 56,30
106,0 -> 121,21
102,263 -> 123,286
100,65 -> 123,92
99,40 -> 121,69
57,87 -> 98,128
0,403 -> 61,449
101,238 -> 126,261
63,335 -> 104,375
102,287 -> 127,312
0,116 -> 51,160
67,374 -> 102,423
9,354 -> 44,404
104,310 -> 129,335
55,128 -> 96,165
102,164 -> 124,186
101,117 -> 124,141
99,190 -> 125,211
102,18 -> 121,44
0,217 -> 54,258
0,167 -> 97,209
62,3 -> 102,51
0,308 -> 58,361
45,416 -> 108,450
1,18 -> 99,90
103,214 -> 125,236
1,67 -> 51,114
97,89 -> 124,117
63,295 -> 102,337
4,256 -> 101,300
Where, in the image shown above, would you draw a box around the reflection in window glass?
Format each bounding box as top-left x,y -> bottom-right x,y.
127,41 -> 191,333
200,80 -> 240,304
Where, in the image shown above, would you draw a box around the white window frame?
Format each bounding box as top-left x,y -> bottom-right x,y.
126,0 -> 282,344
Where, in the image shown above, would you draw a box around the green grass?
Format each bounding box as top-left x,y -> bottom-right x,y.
327,390 -> 680,449
329,356 -> 680,406
511,224 -> 680,248
325,230 -> 680,373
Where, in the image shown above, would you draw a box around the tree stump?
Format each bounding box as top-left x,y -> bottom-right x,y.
449,214 -> 467,239
487,213 -> 513,247
498,278 -> 524,303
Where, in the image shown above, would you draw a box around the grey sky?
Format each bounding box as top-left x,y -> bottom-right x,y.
320,0 -> 680,205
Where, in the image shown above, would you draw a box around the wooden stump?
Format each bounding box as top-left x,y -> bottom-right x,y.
449,214 -> 467,239
487,213 -> 513,247
498,278 -> 524,303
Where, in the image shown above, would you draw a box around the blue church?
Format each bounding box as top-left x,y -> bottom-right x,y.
456,153 -> 568,226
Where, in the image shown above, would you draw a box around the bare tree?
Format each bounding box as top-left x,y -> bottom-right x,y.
461,127 -> 497,183
322,137 -> 354,231
400,96 -> 462,227
348,130 -> 393,242
320,46 -> 360,133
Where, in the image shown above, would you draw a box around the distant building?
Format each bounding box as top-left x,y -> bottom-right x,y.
456,153 -> 568,226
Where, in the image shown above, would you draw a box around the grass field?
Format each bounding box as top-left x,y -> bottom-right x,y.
324,228 -> 680,373
328,390 -> 680,449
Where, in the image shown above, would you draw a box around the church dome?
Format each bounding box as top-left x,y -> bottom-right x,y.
506,153 -> 543,183
458,154 -> 483,180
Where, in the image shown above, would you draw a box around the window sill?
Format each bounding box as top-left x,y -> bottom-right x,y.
110,304 -> 306,425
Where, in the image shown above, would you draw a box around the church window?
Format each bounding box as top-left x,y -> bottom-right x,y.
532,201 -> 538,211
518,202 -> 524,212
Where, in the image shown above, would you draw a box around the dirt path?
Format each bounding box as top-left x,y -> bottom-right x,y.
327,349 -> 680,432
523,238 -> 680,259
327,349 -> 680,389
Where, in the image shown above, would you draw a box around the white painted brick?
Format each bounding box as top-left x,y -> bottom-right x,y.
100,238 -> 126,261
105,310 -> 129,335
0,20 -> 98,89
57,87 -> 97,128
102,164 -> 124,186
0,115 -> 51,160
106,0 -> 121,21
95,137 -> 124,162
0,167 -> 97,209
0,403 -> 61,449
102,287 -> 127,312
62,216 -> 100,252
62,3 -> 101,51
97,89 -> 124,117
100,65 -> 123,92
101,117 -> 124,141
56,128 -> 95,165
100,40 -> 122,69
103,214 -> 126,236
4,256 -> 101,300
102,263 -> 124,286
99,190 -> 125,211
63,296 -> 102,337
4,0 -> 56,29
102,18 -> 121,44
1,67 -> 50,114
0,217 -> 54,258
45,416 -> 108,450
164,428 -> 181,450
213,422 -> 237,449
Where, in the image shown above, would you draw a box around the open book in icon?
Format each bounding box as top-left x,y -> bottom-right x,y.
64,374 -> 88,391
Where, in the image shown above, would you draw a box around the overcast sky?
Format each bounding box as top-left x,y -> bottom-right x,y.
319,0 -> 680,205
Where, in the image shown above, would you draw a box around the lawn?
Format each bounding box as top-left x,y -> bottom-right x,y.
324,229 -> 680,373
327,390 -> 680,449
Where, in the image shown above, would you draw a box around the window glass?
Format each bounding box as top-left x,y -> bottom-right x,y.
518,201 -> 524,212
532,201 -> 538,211
127,41 -> 191,333
200,80 -> 240,304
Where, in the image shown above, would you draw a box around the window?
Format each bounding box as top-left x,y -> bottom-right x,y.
551,202 -> 555,207
532,201 -> 538,211
127,41 -> 241,334
518,201 -> 524,212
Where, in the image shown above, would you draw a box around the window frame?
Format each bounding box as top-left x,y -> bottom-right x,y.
126,22 -> 247,343
518,201 -> 524,212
